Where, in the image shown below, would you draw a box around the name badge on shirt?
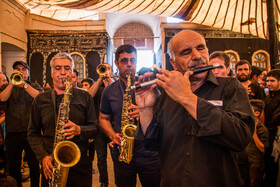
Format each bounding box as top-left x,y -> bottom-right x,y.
207,100 -> 223,106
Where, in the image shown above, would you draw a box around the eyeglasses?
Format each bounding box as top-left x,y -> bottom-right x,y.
119,58 -> 137,65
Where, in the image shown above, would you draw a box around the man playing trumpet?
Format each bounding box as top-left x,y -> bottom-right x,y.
0,61 -> 41,187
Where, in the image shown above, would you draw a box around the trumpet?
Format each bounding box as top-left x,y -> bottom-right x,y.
96,64 -> 108,77
11,72 -> 24,85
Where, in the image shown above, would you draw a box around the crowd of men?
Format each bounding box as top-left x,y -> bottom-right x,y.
0,29 -> 279,187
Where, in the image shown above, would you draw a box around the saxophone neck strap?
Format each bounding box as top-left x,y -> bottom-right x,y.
51,88 -> 73,125
51,89 -> 57,125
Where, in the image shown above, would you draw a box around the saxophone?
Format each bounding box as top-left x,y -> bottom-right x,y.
50,80 -> 81,187
119,73 -> 137,164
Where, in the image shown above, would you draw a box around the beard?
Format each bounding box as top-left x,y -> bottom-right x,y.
237,74 -> 250,82
121,69 -> 135,80
268,82 -> 280,92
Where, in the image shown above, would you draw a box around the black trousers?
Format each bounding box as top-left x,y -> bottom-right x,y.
5,132 -> 40,187
95,131 -> 110,184
264,147 -> 278,187
110,147 -> 161,187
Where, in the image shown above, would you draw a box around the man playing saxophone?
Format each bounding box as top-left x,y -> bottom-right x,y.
28,52 -> 99,187
99,45 -> 160,187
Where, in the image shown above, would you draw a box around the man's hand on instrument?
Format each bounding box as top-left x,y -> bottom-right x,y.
135,72 -> 158,110
156,69 -> 194,104
11,70 -> 25,87
109,132 -> 122,147
63,120 -> 81,139
102,72 -> 113,86
127,104 -> 139,120
42,155 -> 53,180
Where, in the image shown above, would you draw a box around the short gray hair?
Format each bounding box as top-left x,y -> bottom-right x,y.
167,38 -> 175,60
50,52 -> 74,70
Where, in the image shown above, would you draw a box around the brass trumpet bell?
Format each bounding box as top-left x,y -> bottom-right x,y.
96,64 -> 108,76
11,72 -> 24,85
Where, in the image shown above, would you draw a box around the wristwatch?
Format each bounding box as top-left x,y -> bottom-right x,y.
24,83 -> 28,89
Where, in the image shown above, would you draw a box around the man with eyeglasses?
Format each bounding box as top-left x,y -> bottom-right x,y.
99,45 -> 160,187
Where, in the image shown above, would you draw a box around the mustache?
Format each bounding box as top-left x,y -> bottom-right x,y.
125,69 -> 134,74
187,60 -> 207,70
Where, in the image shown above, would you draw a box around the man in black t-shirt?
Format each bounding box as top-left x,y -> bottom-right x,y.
236,60 -> 265,100
0,61 -> 40,187
263,69 -> 280,187
99,45 -> 160,187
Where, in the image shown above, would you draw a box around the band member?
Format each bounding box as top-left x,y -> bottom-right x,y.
27,52 -> 99,187
0,61 -> 40,187
99,45 -> 160,187
136,30 -> 254,186
87,63 -> 114,187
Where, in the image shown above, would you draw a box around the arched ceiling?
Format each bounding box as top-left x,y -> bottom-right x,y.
1,43 -> 25,51
106,13 -> 160,38
18,0 -> 280,39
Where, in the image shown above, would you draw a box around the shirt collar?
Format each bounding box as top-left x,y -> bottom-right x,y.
204,71 -> 219,86
269,89 -> 280,97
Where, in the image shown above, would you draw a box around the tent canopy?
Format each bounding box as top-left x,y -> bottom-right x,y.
19,0 -> 280,40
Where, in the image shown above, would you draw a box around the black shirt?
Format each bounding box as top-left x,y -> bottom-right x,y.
264,89 -> 280,145
142,72 -> 255,186
0,82 -> 41,133
94,83 -> 105,117
101,80 -> 158,157
248,82 -> 265,100
27,88 -> 99,163
101,80 -> 136,134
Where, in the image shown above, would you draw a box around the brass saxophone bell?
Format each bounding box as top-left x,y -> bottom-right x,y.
53,140 -> 81,168
11,72 -> 24,85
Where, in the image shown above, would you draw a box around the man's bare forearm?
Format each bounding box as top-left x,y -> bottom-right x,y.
139,108 -> 154,135
88,78 -> 102,97
0,83 -> 13,102
99,115 -> 116,140
25,84 -> 39,98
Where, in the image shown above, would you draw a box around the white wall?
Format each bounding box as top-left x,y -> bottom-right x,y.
1,0 -> 27,72
2,51 -> 26,78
